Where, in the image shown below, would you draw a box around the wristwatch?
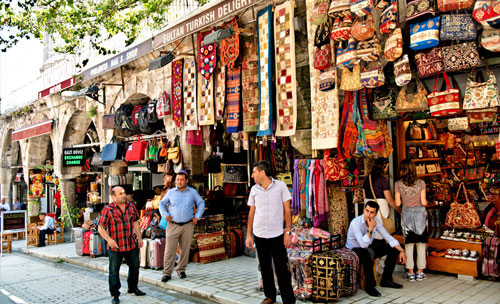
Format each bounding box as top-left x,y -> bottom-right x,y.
367,230 -> 373,234
286,231 -> 292,236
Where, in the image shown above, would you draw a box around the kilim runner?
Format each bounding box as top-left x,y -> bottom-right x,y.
226,66 -> 241,133
183,57 -> 199,130
198,30 -> 216,80
171,58 -> 184,127
257,5 -> 274,137
241,35 -> 259,132
220,17 -> 240,70
214,64 -> 226,121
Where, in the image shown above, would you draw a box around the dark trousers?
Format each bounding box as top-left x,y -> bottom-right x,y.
254,234 -> 295,304
38,229 -> 54,246
352,240 -> 399,290
108,247 -> 140,297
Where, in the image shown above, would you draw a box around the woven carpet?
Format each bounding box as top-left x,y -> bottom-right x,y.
226,66 -> 241,133
242,35 -> 260,132
183,57 -> 198,130
215,64 -> 226,121
171,58 -> 184,127
257,5 -> 274,137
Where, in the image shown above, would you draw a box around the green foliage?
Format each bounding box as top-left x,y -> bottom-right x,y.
87,105 -> 97,118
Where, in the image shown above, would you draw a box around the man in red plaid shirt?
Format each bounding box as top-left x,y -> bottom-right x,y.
98,186 -> 146,304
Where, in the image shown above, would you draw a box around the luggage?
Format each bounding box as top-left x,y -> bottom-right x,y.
75,228 -> 84,256
90,232 -> 103,258
334,248 -> 360,296
311,251 -> 344,301
82,231 -> 92,255
140,239 -> 149,268
482,237 -> 500,278
224,228 -> 244,258
147,238 -> 166,270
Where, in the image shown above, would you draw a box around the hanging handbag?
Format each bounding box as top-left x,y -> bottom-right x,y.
406,0 -> 436,23
427,72 -> 461,117
351,14 -> 375,41
148,137 -> 159,160
156,91 -> 170,119
312,0 -> 332,25
91,152 -> 104,167
448,117 -> 470,131
360,61 -> 385,88
101,136 -> 125,161
396,78 -> 429,112
319,68 -> 336,91
124,135 -> 148,162
223,165 -> 248,182
102,111 -> 115,129
369,175 -> 396,234
384,27 -> 403,62
167,138 -> 181,163
372,86 -> 398,120
415,47 -> 444,78
340,65 -> 363,91
410,16 -> 441,51
442,42 -> 481,72
481,28 -> 500,52
323,149 -> 349,181
440,14 -> 477,41
463,64 -> 500,111
314,20 -> 333,70
379,0 -> 398,34
331,13 -> 353,41
336,38 -> 359,69
445,183 -> 481,228
394,54 -> 412,86
350,0 -> 374,17
356,36 -> 381,61
405,121 -> 434,140
438,0 -> 474,12
473,0 -> 500,28
342,92 -> 360,158
329,0 -> 350,14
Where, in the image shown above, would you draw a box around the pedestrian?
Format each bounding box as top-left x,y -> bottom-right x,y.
345,200 -> 407,297
37,212 -> 55,247
98,186 -> 145,304
159,169 -> 205,282
245,160 -> 295,304
395,159 -> 428,282
0,197 -> 10,212
12,197 -> 22,210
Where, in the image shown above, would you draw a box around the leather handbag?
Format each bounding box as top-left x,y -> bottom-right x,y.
396,78 -> 429,112
311,0 -> 331,25
448,117 -> 469,131
406,0 -> 436,23
340,65 -> 363,91
438,0 -> 474,12
361,61 -> 385,88
101,137 -> 125,161
356,36 -> 381,61
319,68 -> 336,91
463,65 -> 500,111
481,28 -> 500,52
91,152 -> 104,167
331,13 -> 353,41
323,149 -> 349,181
314,20 -> 332,70
427,72 -> 461,117
442,42 -> 481,72
473,0 -> 500,28
415,47 -> 444,78
394,54 -> 412,86
102,114 -> 115,129
125,135 -> 148,162
336,38 -> 359,69
372,86 -> 398,120
405,121 -> 434,140
351,13 -> 375,41
410,16 -> 441,51
350,0 -> 374,17
369,175 -> 395,234
440,14 -> 477,41
379,0 -> 398,34
384,27 -> 403,61
445,183 -> 481,229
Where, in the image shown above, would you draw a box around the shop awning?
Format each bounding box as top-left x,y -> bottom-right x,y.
12,120 -> 53,142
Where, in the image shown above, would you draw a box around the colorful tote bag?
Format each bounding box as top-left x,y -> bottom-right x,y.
360,61 -> 385,88
440,14 -> 477,41
331,13 -> 353,42
357,36 -> 381,61
198,72 -> 215,126
340,65 -> 363,91
241,36 -> 260,132
406,0 -> 436,22
394,54 -> 412,86
396,78 -> 429,112
463,66 -> 500,111
319,68 -> 336,91
372,86 -> 398,120
410,16 -> 440,51
359,89 -> 385,152
312,0 -> 331,25
427,72 -> 461,117
275,0 -> 297,137
445,183 -> 481,228
351,13 -> 375,41
415,47 -> 444,78
171,58 -> 184,127
442,42 -> 481,72
220,17 -> 240,70
214,64 -> 226,121
384,27 -> 403,61
350,0 -> 374,17
226,67 -> 242,133
198,30 -> 217,80
481,28 -> 500,52
438,0 -> 474,12
379,0 -> 398,34
183,57 -> 198,130
336,38 -> 359,69
473,0 -> 500,28
329,0 -> 350,14
257,5 -> 274,137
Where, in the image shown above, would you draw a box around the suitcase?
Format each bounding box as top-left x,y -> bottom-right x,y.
140,239 -> 149,268
311,251 -> 344,301
90,233 -> 103,257
224,228 -> 244,258
334,248 -> 360,296
147,238 -> 166,270
82,231 -> 92,255
482,237 -> 500,278
75,228 -> 84,256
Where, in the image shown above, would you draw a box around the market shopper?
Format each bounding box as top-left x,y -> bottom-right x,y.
98,186 -> 146,304
12,197 -> 22,210
395,159 -> 428,282
159,169 -> 205,282
37,212 -> 55,247
0,197 -> 10,212
246,160 -> 295,304
346,200 -> 407,297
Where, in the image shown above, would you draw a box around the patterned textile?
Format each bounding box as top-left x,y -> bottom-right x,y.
99,202 -> 140,252
307,0 -> 340,149
481,29 -> 500,52
327,183 -> 349,246
242,36 -> 260,132
196,231 -> 228,264
378,120 -> 393,157
226,67 -> 241,133
220,17 -> 240,70
334,248 -> 359,296
463,69 -> 500,110
410,17 -> 440,51
275,0 -> 297,137
311,251 -> 344,301
359,89 -> 385,152
171,59 -> 184,127
257,5 -> 274,137
183,57 -> 198,130
214,64 -> 225,121
198,30 -> 217,80
440,14 -> 477,41
406,0 -> 435,22
442,42 -> 481,72
198,73 -> 215,126
415,47 -> 444,78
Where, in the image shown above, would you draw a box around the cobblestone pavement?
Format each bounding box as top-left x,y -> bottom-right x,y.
0,252 -> 213,304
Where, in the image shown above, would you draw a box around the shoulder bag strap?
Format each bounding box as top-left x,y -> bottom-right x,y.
369,175 -> 391,219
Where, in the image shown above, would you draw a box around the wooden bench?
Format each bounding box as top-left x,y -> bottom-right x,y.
2,234 -> 12,253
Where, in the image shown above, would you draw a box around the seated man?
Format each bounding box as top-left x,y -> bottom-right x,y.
346,200 -> 407,297
37,213 -> 55,247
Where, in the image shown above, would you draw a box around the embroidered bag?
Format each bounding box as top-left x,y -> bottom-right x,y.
473,0 -> 500,28
319,68 -> 337,91
351,13 -> 375,41
448,117 -> 469,131
336,38 -> 359,68
361,61 -> 385,88
312,0 -> 332,25
340,65 -> 363,91
314,20 -> 333,70
396,78 -> 429,112
394,54 -> 412,86
384,27 -> 403,61
482,28 -> 500,52
445,183 -> 481,229
438,0 -> 474,12
350,0 -> 374,17
323,149 -> 349,181
379,0 -> 398,34
342,92 -> 360,158
440,14 -> 477,41
442,42 -> 481,72
357,36 -> 381,61
427,72 -> 461,117
331,12 -> 353,41
372,86 -> 398,120
463,64 -> 500,111
410,16 -> 441,51
406,0 -> 436,23
415,47 -> 444,78
156,91 -> 170,119
329,0 -> 350,14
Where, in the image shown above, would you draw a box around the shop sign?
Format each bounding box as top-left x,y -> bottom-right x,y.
82,39 -> 153,81
62,148 -> 85,167
1,211 -> 27,234
153,0 -> 261,49
12,120 -> 53,142
38,76 -> 77,99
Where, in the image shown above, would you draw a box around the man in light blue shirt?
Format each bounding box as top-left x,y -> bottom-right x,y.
346,200 -> 407,297
37,213 -> 55,247
159,170 -> 205,282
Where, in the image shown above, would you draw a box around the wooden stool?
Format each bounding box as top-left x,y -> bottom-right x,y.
27,223 -> 40,247
47,222 -> 64,245
2,234 -> 12,253
360,263 -> 377,290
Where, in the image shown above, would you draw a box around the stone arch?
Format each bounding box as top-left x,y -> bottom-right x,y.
0,128 -> 23,204
24,112 -> 55,169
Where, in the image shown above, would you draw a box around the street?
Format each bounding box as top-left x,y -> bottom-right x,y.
0,252 -> 214,304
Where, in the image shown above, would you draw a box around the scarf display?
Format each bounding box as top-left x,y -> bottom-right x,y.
183,57 -> 198,130
226,66 -> 241,133
306,0 -> 340,149
215,64 -> 226,121
359,89 -> 385,153
257,5 -> 274,137
220,17 -> 240,70
198,71 -> 216,126
198,30 -> 217,80
274,0 -> 297,137
242,35 -> 260,132
171,58 -> 184,127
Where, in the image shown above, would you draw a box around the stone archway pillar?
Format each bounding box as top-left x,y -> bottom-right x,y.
0,167 -> 12,205
59,178 -> 78,228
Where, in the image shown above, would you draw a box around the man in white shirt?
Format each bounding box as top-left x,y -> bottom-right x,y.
346,200 -> 407,297
0,197 -> 10,212
246,160 -> 295,304
37,212 -> 55,247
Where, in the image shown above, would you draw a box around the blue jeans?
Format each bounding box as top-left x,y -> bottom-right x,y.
108,247 -> 140,297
